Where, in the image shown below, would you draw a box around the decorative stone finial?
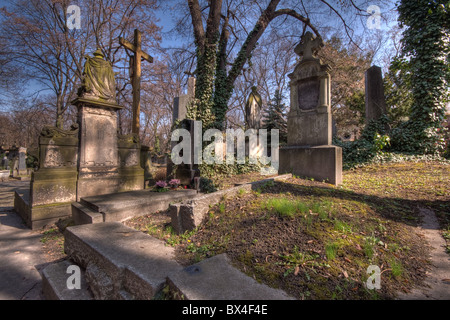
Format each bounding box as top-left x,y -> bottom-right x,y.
294,31 -> 324,61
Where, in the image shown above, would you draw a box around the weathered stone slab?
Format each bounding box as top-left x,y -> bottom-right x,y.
167,254 -> 294,300
73,189 -> 198,224
41,259 -> 93,300
30,168 -> 78,207
170,175 -> 292,234
64,222 -> 183,300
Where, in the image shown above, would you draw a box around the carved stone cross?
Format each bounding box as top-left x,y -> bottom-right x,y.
119,29 -> 154,135
294,31 -> 323,61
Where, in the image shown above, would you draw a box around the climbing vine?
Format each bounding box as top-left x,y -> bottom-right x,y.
396,0 -> 450,154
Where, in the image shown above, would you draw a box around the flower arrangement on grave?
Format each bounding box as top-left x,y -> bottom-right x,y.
154,180 -> 169,192
168,179 -> 181,189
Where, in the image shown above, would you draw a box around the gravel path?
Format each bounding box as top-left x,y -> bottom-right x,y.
0,180 -> 46,300
397,207 -> 450,300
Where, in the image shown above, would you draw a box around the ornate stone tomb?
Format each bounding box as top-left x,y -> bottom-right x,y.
279,32 -> 342,185
15,125 -> 79,229
14,49 -> 145,229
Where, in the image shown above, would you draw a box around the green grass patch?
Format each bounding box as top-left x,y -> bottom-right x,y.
389,259 -> 404,278
333,219 -> 353,234
278,246 -> 325,276
146,223 -> 197,247
325,242 -> 340,260
261,197 -> 334,220
363,236 -> 378,259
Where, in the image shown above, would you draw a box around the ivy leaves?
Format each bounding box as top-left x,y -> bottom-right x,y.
396,0 -> 450,154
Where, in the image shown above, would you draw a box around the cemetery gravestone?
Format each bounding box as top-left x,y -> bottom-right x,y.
279,32 -> 342,185
15,125 -> 79,229
169,77 -> 199,185
0,156 -> 9,181
140,145 -> 155,182
365,65 -> 387,125
14,49 -> 144,229
172,119 -> 200,186
17,147 -> 27,176
173,77 -> 196,124
74,49 -> 143,200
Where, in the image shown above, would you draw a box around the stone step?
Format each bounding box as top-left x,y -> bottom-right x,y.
54,217 -> 296,300
63,222 -> 183,300
41,259 -> 93,300
73,189 -> 198,224
167,254 -> 295,300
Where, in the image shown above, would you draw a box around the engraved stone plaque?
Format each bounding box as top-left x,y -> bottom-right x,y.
79,106 -> 119,168
297,79 -> 320,111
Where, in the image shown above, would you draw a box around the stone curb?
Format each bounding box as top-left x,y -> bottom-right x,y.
170,174 -> 292,233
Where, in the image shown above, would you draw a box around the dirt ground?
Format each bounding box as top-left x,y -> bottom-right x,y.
42,161 -> 450,300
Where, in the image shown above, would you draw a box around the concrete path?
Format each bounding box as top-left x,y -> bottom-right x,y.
398,207 -> 450,300
0,180 -> 46,300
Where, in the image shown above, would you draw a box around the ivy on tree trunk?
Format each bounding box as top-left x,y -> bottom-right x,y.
397,0 -> 450,154
187,0 -> 320,131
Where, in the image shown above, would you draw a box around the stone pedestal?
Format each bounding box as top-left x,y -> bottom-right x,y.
74,98 -> 122,200
279,146 -> 342,185
279,32 -> 342,185
73,98 -> 143,200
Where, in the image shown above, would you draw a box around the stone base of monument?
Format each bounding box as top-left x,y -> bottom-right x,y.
279,145 -> 343,186
174,164 -> 199,186
42,259 -> 93,300
14,191 -> 73,230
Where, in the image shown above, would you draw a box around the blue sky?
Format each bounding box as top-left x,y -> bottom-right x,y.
0,0 -> 400,110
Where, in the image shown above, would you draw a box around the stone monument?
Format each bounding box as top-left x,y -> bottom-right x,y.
279,32 -> 342,185
365,65 -> 387,125
10,147 -> 27,177
169,77 -> 199,185
245,86 -> 262,130
14,49 -> 145,229
73,48 -> 144,200
15,125 -> 79,229
173,77 -> 196,124
17,147 -> 27,175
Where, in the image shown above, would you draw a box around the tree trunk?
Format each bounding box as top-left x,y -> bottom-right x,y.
189,0 -> 320,131
55,94 -> 64,129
